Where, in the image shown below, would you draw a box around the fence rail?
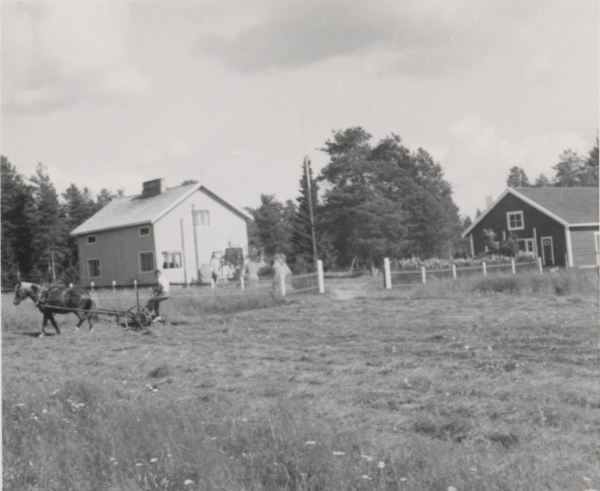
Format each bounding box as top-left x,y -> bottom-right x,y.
383,257 -> 543,289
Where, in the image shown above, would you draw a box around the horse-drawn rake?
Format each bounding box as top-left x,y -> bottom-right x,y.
12,281 -> 156,335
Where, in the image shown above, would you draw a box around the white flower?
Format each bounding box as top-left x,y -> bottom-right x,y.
400,477 -> 407,481
305,441 -> 316,445
448,487 -> 458,491
378,461 -> 385,469
150,458 -> 158,463
184,480 -> 194,485
332,451 -> 345,456
362,475 -> 370,479
361,455 -> 373,461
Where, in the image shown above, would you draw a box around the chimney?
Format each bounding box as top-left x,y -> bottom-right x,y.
485,196 -> 494,208
141,179 -> 166,198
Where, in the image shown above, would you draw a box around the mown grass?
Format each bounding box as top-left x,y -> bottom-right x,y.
408,267 -> 599,299
2,272 -> 599,491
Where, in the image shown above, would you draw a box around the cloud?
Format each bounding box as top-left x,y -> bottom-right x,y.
440,116 -> 590,216
195,0 -> 538,75
2,2 -> 150,115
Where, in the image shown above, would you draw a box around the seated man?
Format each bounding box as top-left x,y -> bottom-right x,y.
145,269 -> 171,322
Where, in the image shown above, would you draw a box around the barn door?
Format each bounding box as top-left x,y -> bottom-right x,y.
541,237 -> 554,266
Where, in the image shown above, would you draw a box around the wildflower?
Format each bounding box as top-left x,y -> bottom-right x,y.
378,462 -> 385,469
184,480 -> 194,485
361,455 -> 373,461
150,458 -> 158,463
16,403 -> 25,407
109,458 -> 116,461
362,475 -> 370,480
448,487 -> 457,491
400,477 -> 407,481
136,463 -> 143,467
305,441 -> 316,445
470,468 -> 477,472
332,451 -> 345,456
42,409 -> 48,414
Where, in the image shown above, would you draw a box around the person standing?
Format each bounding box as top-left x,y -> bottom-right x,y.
146,269 -> 171,322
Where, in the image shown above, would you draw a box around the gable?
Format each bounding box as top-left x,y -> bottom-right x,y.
463,187 -> 599,237
71,183 -> 250,236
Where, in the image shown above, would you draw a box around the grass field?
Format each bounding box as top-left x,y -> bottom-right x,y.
3,271 -> 599,491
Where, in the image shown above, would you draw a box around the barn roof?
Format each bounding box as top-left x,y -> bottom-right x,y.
70,183 -> 251,236
462,187 -> 599,237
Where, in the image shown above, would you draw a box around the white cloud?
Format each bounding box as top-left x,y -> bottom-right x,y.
440,116 -> 589,217
2,2 -> 150,114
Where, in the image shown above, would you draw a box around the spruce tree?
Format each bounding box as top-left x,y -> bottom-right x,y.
289,158 -> 320,272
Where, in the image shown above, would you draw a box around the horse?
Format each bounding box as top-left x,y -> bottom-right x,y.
13,282 -> 97,336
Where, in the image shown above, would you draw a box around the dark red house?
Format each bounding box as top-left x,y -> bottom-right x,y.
462,187 -> 599,267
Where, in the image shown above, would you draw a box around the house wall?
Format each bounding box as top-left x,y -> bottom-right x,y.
469,193 -> 567,266
153,189 -> 248,284
77,224 -> 157,288
569,226 -> 600,267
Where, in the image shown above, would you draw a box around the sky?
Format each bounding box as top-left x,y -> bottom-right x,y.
1,0 -> 598,219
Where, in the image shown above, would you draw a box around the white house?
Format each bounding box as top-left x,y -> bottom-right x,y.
70,179 -> 250,287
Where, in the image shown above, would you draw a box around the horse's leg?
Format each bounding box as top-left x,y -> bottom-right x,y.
74,312 -> 84,331
85,311 -> 94,332
40,313 -> 48,337
48,312 -> 60,334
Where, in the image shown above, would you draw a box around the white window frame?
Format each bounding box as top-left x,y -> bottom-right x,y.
193,209 -> 211,227
507,211 -> 525,231
87,235 -> 97,245
518,238 -> 535,253
139,251 -> 155,273
162,251 -> 182,269
139,226 -> 151,237
87,259 -> 101,278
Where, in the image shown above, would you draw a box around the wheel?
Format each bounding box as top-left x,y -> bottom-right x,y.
125,307 -> 152,331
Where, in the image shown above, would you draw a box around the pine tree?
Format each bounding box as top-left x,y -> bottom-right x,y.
506,166 -> 531,187
28,164 -> 69,283
289,158 -> 320,272
1,156 -> 36,285
246,194 -> 293,257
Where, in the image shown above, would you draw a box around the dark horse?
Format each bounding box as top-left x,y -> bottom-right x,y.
13,282 -> 97,336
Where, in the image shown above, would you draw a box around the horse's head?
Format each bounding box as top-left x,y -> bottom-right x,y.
13,282 -> 28,305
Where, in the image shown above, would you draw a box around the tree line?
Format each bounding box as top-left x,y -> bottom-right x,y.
1,157 -> 123,287
505,137 -> 598,189
16,126 -> 586,285
247,127 -> 465,273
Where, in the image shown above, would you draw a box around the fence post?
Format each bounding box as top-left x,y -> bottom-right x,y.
280,273 -> 286,296
482,262 -> 487,276
511,259 -> 516,274
384,258 -> 392,289
421,266 -> 426,284
240,276 -> 245,290
452,264 -> 457,280
538,257 -> 543,274
91,282 -> 94,292
112,280 -> 116,292
317,260 -> 325,294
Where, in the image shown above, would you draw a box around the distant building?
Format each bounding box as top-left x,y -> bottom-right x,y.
462,187 -> 599,267
71,179 -> 250,287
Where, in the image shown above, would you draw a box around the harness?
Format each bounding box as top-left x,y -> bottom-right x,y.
31,285 -> 49,308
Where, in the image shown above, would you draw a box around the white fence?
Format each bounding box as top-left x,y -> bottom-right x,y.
383,257 -> 543,289
76,260 -> 326,297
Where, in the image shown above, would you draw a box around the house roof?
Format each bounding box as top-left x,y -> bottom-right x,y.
462,187 -> 599,237
71,183 -> 251,236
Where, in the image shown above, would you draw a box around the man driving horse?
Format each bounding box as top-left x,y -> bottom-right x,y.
146,269 -> 170,322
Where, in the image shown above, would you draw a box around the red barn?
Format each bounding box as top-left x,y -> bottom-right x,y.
462,187 -> 599,267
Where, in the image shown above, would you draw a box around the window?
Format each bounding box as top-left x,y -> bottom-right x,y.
162,252 -> 182,269
518,238 -> 535,253
87,259 -> 100,278
139,252 -> 155,273
193,210 -> 211,226
139,226 -> 151,237
507,211 -> 524,231
87,235 -> 96,244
